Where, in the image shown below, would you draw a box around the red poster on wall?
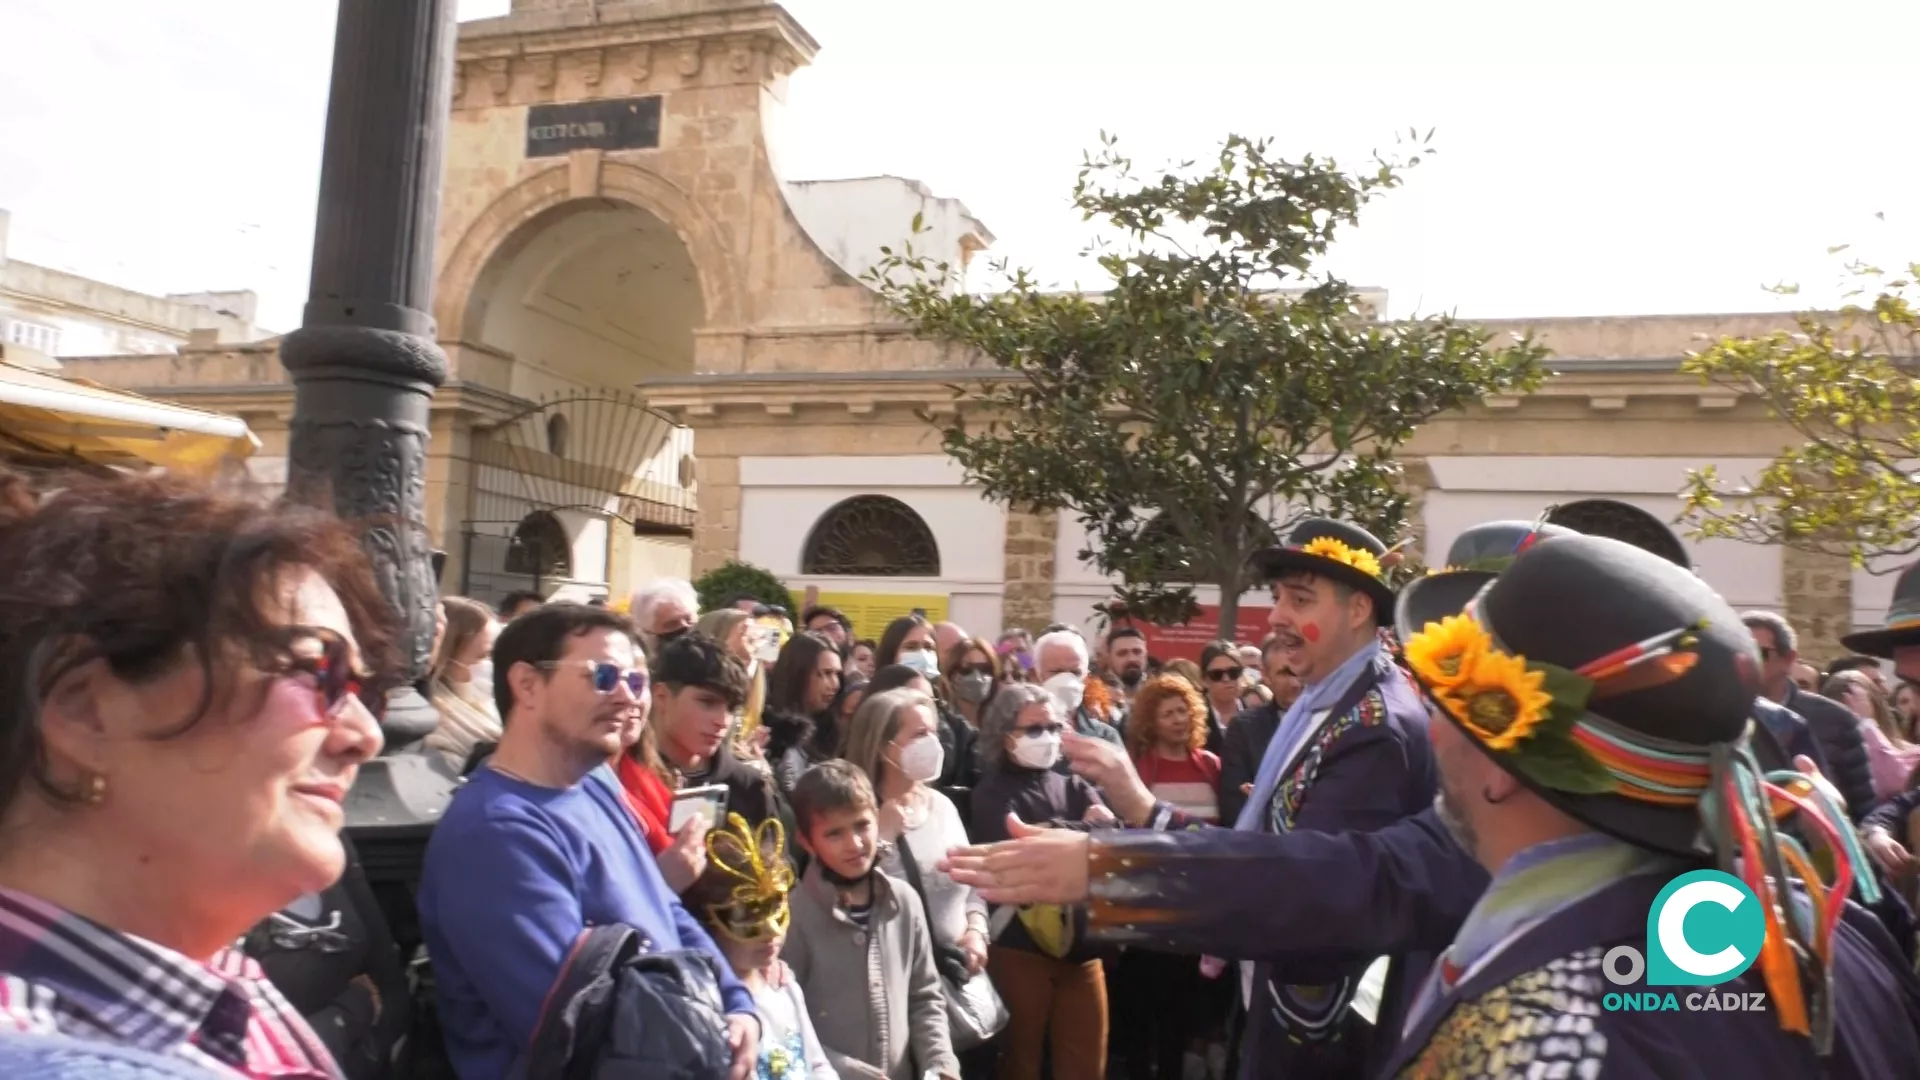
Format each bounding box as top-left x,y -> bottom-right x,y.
1128,604 -> 1273,665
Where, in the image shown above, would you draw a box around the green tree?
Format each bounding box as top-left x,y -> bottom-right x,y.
693,560 -> 796,617
1681,259 -> 1920,563
867,132 -> 1550,634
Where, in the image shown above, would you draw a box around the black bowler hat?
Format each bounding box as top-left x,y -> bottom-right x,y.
1545,499 -> 1692,569
1396,535 -> 1760,857
1438,520 -> 1577,573
1841,559 -> 1920,659
1251,517 -> 1396,621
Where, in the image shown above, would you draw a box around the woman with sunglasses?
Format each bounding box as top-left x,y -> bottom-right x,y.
1194,641 -> 1242,755
969,683 -> 1112,1080
942,636 -> 1003,731
0,470 -> 391,1076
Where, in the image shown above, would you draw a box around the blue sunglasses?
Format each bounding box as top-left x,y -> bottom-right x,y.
540,660 -> 649,696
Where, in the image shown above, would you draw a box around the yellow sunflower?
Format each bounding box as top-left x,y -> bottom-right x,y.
1447,650 -> 1554,750
1402,615 -> 1488,691
1300,536 -> 1383,580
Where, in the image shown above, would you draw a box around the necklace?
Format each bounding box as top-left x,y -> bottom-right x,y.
894,786 -> 931,830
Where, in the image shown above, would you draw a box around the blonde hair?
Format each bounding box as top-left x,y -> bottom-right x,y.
842,688 -> 935,794
431,596 -> 494,685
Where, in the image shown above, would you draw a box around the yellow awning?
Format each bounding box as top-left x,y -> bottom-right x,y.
0,362 -> 259,475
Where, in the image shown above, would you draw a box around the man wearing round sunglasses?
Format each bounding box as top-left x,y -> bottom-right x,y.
418,604 -> 760,1080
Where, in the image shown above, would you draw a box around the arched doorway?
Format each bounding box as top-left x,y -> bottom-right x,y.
457,196 -> 708,604
464,199 -> 706,386
506,510 -> 573,581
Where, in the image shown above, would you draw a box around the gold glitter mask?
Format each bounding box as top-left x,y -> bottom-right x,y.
704,812 -> 795,944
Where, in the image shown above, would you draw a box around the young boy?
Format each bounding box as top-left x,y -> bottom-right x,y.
783,761 -> 959,1080
684,813 -> 837,1080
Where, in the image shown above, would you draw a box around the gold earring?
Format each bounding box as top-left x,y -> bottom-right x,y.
84,774 -> 107,805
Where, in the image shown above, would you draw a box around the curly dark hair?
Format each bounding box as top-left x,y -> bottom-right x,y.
0,470 -> 399,814
1124,674 -> 1208,761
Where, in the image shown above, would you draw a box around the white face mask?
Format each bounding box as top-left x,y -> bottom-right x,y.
469,659 -> 495,691
1042,672 -> 1085,717
894,734 -> 945,784
1010,730 -> 1062,770
900,648 -> 941,678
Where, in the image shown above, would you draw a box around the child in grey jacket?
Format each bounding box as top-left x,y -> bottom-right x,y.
784,761 -> 959,1080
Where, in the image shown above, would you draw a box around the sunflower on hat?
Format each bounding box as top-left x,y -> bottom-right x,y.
1299,536 -> 1384,580
1406,617 -> 1554,751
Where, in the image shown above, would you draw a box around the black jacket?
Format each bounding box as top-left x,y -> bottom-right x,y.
522,925 -> 733,1080
1218,701 -> 1283,825
1786,686 -> 1878,821
933,700 -> 981,826
246,834 -> 411,1080
761,708 -> 820,794
683,740 -> 783,829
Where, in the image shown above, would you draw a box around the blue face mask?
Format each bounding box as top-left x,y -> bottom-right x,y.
900,648 -> 941,678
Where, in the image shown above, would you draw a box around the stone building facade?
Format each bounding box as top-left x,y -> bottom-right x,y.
57,0 -> 1896,658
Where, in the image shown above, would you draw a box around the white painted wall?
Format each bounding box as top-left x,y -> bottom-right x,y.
737,455 -> 1008,625
782,177 -> 991,293
1050,509 -> 1270,640
1422,457 -> 1785,614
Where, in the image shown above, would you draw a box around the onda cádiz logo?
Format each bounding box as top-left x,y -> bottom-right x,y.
1600,869 -> 1771,1013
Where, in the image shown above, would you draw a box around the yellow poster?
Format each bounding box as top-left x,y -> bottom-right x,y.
812,592 -> 950,643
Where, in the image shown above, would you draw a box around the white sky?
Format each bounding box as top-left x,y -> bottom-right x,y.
3,0 -> 1916,333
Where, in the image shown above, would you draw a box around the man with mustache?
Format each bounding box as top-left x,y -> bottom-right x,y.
1193,517 -> 1434,1080
1105,626 -> 1151,703
948,532 -> 1920,1077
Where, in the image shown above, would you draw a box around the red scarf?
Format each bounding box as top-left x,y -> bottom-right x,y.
615,754 -> 674,855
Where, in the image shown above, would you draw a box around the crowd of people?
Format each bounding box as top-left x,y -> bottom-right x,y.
1,469 -> 1919,1079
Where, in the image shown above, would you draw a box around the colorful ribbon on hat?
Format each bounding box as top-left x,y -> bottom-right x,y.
1698,743 -> 1878,1055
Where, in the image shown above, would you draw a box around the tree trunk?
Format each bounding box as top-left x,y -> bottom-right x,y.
1216,568 -> 1242,640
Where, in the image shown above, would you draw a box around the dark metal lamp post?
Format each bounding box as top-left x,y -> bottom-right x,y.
282,0 -> 462,845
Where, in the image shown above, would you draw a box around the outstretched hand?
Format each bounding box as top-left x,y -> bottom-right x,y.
939,813 -> 1092,905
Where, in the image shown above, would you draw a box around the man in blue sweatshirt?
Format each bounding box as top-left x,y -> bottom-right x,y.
418,603 -> 759,1079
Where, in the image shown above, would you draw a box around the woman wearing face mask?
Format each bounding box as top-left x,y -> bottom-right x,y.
943,636 -> 1002,730
877,616 -> 981,804
969,684 -> 1112,1080
423,596 -> 503,773
845,689 -> 990,977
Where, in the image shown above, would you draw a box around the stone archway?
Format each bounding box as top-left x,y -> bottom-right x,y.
435,158 -> 746,347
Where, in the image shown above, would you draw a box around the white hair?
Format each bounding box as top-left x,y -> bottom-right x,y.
631,578 -> 698,624
1033,629 -> 1090,668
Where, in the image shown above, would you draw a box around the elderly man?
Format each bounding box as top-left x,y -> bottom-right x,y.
1033,629 -> 1123,755
631,578 -> 698,656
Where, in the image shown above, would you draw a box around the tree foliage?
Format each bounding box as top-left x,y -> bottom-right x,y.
1681,258 -> 1920,565
866,132 -> 1550,633
693,559 -> 796,617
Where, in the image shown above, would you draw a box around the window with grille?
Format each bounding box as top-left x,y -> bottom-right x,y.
801,495 -> 941,576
